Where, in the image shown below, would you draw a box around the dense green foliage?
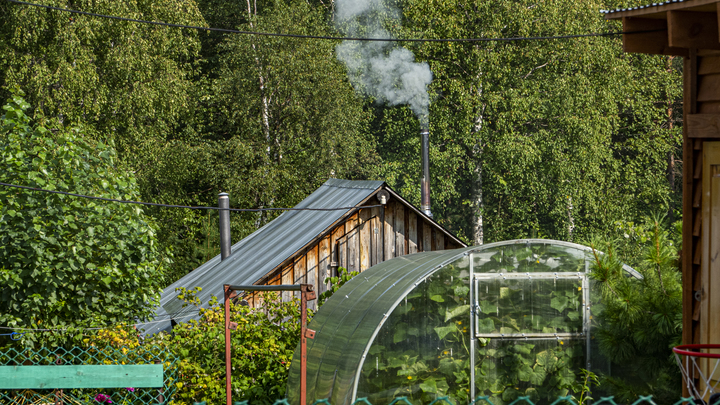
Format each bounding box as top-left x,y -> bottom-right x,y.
0,93 -> 167,347
0,0 -> 685,401
0,0 -> 682,281
587,217 -> 682,402
85,289 -> 302,405
375,0 -> 682,244
152,289 -> 301,405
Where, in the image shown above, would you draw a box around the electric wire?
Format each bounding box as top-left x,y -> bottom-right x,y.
4,0 -> 657,43
0,314 -> 198,332
0,307 -> 277,332
0,182 -> 383,212
0,295 -> 301,332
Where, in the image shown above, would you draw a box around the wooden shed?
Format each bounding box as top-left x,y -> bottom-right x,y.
143,179 -> 465,334
602,0 -> 720,363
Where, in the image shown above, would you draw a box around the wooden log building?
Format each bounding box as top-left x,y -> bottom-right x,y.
144,179 -> 465,334
602,0 -> 720,386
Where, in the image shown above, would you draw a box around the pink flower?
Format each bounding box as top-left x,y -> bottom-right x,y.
95,394 -> 112,403
125,388 -> 135,392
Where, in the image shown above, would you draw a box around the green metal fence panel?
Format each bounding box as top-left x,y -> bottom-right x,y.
0,345 -> 177,405
0,364 -> 164,389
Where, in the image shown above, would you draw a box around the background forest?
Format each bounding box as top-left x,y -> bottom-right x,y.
0,0 -> 683,284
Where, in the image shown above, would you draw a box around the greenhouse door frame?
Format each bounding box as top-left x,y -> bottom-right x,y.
468,253 -> 591,400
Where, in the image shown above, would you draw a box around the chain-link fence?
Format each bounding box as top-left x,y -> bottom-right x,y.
0,345 -> 707,405
0,345 -> 177,405
230,396 -> 701,405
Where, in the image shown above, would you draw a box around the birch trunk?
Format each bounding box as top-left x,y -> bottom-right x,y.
247,0 -> 274,229
472,77 -> 485,246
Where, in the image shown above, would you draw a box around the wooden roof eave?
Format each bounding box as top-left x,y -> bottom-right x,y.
603,1 -> 720,56
604,0 -> 720,20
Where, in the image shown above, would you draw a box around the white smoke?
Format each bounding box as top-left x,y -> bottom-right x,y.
334,0 -> 433,127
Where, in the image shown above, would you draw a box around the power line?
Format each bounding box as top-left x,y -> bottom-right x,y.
0,302 -> 295,332
0,182 -> 382,212
5,0 -> 652,43
0,311 -> 198,332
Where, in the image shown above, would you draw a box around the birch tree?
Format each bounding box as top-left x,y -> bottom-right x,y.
374,0 -> 682,244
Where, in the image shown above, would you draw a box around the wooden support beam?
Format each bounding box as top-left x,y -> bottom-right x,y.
294,256 -> 306,301
281,264 -> 293,302
717,2 -> 720,43
683,50 -> 698,352
698,74 -> 720,102
696,150 -> 704,179
408,211 -> 418,254
699,101 -> 720,113
375,206 -> 384,264
346,214 -> 358,273
318,237 -> 331,294
306,247 -> 317,311
330,226 -> 344,278
384,203 -> 395,259
669,10 -> 720,50
0,365 -> 163,389
699,55 -> 720,74
432,230 -> 445,251
359,209 -> 371,271
622,17 -> 688,56
395,204 -> 405,256
423,221 -> 432,252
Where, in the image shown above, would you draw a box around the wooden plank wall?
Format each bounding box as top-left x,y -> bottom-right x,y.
259,199 -> 463,306
685,49 -> 720,348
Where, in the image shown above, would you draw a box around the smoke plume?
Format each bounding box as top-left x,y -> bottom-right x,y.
334,0 -> 433,128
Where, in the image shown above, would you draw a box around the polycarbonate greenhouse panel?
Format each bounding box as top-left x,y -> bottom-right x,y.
287,240 -> 641,405
474,276 -> 586,337
290,251 -> 463,405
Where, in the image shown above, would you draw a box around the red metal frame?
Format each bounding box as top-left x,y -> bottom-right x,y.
673,344 -> 720,359
224,284 -> 316,405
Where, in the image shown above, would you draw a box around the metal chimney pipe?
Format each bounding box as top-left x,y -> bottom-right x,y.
420,129 -> 432,218
218,192 -> 232,260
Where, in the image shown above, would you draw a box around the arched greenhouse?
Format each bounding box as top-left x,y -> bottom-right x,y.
287,239 -> 641,405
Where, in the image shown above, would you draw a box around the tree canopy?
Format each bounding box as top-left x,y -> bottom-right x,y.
374,0 -> 682,244
0,0 -> 682,280
0,91 -> 167,347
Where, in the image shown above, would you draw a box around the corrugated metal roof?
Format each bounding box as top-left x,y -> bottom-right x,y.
600,0 -> 684,15
140,178 -> 385,334
599,0 -> 719,17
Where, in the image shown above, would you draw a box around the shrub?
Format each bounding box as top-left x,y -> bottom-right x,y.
0,90 -> 169,347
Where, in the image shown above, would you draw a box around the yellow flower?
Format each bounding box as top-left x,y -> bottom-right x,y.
560,341 -> 564,345
407,376 -> 412,380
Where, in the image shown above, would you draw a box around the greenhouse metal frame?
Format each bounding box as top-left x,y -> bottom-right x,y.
288,239 -> 641,405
